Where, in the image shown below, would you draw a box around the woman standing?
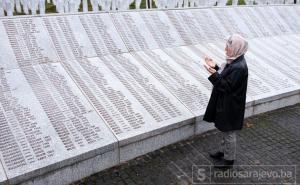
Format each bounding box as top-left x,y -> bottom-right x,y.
203,34 -> 249,170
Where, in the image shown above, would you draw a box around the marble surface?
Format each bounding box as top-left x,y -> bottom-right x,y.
163,45 -> 254,104
61,56 -> 194,146
0,164 -> 7,185
0,64 -> 117,184
210,40 -> 300,101
0,5 -> 299,185
110,11 -> 159,51
43,14 -> 127,59
0,17 -> 60,70
0,13 -> 128,70
132,49 -> 211,116
249,35 -> 300,85
109,6 -> 300,51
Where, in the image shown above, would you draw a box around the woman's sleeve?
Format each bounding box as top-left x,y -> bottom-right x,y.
208,68 -> 245,94
214,64 -> 220,71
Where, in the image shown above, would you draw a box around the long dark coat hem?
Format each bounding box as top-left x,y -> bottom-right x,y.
203,55 -> 248,132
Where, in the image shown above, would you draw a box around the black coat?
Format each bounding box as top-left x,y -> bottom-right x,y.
203,55 -> 248,132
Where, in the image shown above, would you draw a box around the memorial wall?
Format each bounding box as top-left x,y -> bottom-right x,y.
0,5 -> 300,185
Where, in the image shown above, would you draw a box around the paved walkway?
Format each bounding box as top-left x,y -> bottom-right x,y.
73,104 -> 300,185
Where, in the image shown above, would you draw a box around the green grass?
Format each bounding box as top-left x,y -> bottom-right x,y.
130,0 -> 157,9
226,0 -> 232,5
238,0 -> 246,5
226,0 -> 246,5
14,1 -> 57,15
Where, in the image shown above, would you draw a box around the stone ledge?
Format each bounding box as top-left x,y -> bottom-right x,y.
252,93 -> 300,115
0,164 -> 7,185
120,122 -> 195,162
253,88 -> 300,105
5,142 -> 118,185
19,149 -> 119,185
118,118 -> 195,147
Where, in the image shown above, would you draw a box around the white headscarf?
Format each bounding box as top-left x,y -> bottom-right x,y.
226,34 -> 248,63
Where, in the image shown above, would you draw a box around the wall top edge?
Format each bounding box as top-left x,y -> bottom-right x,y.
0,4 -> 299,20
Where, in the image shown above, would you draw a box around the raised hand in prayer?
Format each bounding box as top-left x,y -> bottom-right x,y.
203,64 -> 216,74
204,56 -> 217,74
204,56 -> 216,68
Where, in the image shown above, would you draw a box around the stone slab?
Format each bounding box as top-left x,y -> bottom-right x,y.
162,47 -> 214,92
272,6 -> 300,33
42,15 -> 95,60
20,148 -> 118,185
253,93 -> 300,115
246,53 -> 300,100
0,163 -> 7,185
275,35 -> 300,59
138,11 -> 185,48
247,37 -> 300,101
246,7 -> 277,37
210,7 -> 251,38
0,13 -> 128,71
190,8 -> 235,40
241,7 -> 273,36
43,13 -> 127,59
110,11 -> 159,51
269,6 -> 296,34
248,37 -> 300,85
60,56 -> 194,147
120,120 -> 194,162
175,7 -> 274,42
132,49 -> 212,117
254,7 -> 292,36
0,6 -> 299,70
0,17 -> 60,70
165,9 -> 226,44
232,7 -> 275,38
181,40 -> 300,116
173,44 -> 254,105
256,35 -> 300,59
108,6 -> 299,52
0,64 -> 117,184
205,41 -> 300,104
0,22 -> 18,70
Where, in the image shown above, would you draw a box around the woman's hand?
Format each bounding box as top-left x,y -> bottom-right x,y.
204,56 -> 216,68
204,65 -> 216,74
204,56 -> 217,74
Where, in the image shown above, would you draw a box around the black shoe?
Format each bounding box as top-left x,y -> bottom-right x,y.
209,151 -> 224,160
214,159 -> 234,170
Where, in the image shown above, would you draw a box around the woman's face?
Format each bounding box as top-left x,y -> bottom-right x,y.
225,44 -> 233,57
